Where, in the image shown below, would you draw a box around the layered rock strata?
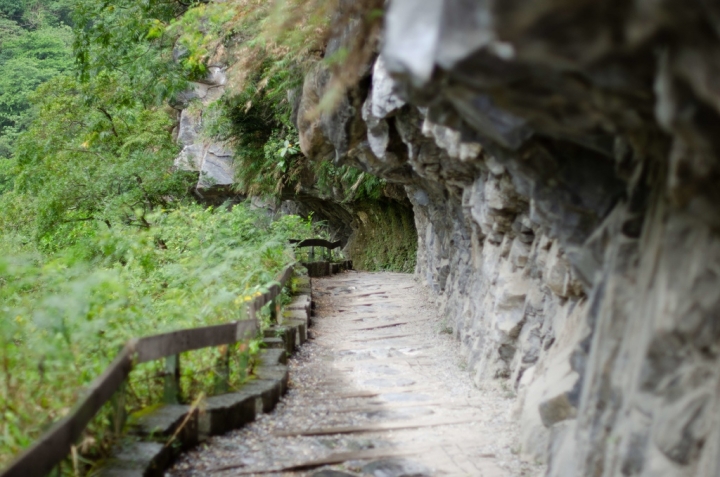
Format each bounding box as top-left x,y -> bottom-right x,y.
296,1 -> 720,475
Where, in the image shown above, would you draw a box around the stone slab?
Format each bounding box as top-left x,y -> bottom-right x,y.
100,442 -> 172,477
283,308 -> 309,325
265,325 -> 296,355
287,295 -> 311,315
200,391 -> 258,437
262,347 -> 287,366
296,285 -> 312,295
281,318 -> 308,345
304,261 -> 331,277
241,378 -> 283,413
263,337 -> 285,350
130,404 -> 198,448
255,364 -> 290,396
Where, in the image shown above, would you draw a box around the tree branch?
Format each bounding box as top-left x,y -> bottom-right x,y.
97,107 -> 119,138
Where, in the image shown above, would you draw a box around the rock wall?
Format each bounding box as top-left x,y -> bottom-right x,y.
173,65 -> 236,199
296,1 -> 720,475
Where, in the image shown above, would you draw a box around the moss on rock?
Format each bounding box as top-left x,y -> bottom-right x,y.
347,200 -> 417,273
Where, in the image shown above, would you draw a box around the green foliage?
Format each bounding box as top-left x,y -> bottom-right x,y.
0,4 -> 73,158
0,2 -> 325,470
0,203 -> 316,467
0,0 -> 410,470
278,138 -> 300,158
123,0 -> 387,207
73,0 -> 189,102
203,62 -> 385,203
313,162 -> 386,202
205,60 -> 305,196
164,2 -> 236,77
348,201 -> 417,273
0,0 -> 25,21
0,0 -> 73,26
4,73 -> 191,245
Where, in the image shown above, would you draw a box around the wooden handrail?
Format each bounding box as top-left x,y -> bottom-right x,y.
2,343 -> 135,477
1,264 -> 295,477
289,238 -> 342,250
135,322 -> 241,364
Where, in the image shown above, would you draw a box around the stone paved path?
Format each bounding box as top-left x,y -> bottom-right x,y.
168,272 -> 539,477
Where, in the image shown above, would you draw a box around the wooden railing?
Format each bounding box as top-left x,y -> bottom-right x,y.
290,238 -> 342,262
289,239 -> 342,249
1,265 -> 294,477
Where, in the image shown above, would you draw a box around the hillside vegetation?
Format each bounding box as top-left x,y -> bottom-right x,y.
0,0 -> 330,469
0,0 -> 413,469
0,0 -> 73,159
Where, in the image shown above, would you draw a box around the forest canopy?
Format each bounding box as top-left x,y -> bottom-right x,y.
0,0 -> 74,158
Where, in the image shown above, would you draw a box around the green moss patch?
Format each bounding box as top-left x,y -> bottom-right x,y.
348,201 -> 417,273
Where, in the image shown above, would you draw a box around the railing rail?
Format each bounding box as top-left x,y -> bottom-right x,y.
290,238 -> 342,263
289,238 -> 342,250
1,264 -> 295,477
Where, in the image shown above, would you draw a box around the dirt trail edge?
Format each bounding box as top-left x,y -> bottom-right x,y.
168,271 -> 542,477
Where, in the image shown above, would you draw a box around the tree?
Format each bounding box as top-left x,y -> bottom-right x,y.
8,73 -> 193,246
0,0 -> 27,22
0,26 -> 73,155
0,1 -> 74,158
73,0 -> 191,104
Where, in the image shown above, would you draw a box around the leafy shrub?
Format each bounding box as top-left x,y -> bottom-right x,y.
0,203 -> 315,468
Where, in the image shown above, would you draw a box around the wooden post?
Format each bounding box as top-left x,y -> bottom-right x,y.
214,347 -> 230,394
310,246 -> 315,261
248,304 -> 257,329
270,298 -> 278,323
164,354 -> 181,404
111,380 -> 127,435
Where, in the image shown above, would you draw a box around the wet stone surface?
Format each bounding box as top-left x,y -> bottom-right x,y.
167,272 -> 541,477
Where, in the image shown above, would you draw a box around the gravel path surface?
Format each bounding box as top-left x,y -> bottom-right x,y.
168,271 -> 542,477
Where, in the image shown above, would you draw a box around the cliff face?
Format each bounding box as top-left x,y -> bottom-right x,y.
173,65 -> 236,199
171,45 -> 418,269
296,1 -> 720,475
